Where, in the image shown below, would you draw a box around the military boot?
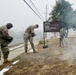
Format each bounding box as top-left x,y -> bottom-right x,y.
32,47 -> 37,53
3,58 -> 10,64
31,43 -> 37,53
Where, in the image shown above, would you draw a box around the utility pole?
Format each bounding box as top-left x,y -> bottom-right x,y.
46,4 -> 47,21
43,3 -> 48,48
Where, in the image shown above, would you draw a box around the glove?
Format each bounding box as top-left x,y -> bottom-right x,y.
1,36 -> 13,48
31,33 -> 36,37
6,36 -> 13,44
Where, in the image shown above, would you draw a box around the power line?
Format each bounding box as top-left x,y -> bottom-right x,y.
23,0 -> 44,21
30,0 -> 44,20
34,0 -> 45,12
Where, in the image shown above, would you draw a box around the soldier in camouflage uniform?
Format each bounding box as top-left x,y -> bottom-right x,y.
0,23 -> 13,63
23,24 -> 39,53
60,28 -> 66,46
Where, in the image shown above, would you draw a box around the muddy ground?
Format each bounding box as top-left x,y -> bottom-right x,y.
2,38 -> 76,75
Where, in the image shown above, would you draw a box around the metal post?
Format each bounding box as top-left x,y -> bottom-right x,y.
43,22 -> 48,48
43,4 -> 48,48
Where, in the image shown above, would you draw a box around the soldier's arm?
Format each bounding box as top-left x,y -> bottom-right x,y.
30,26 -> 36,37
31,26 -> 35,34
2,29 -> 10,39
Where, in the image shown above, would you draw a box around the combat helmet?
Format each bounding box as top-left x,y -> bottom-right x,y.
6,23 -> 13,29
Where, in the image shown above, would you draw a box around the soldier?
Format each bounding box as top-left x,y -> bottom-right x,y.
0,23 -> 13,63
23,24 -> 39,53
60,27 -> 67,46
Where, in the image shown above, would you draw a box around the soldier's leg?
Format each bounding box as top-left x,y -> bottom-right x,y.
60,36 -> 63,46
60,37 -> 61,46
24,37 -> 28,53
62,38 -> 64,46
61,35 -> 64,46
60,38 -> 62,46
1,44 -> 9,63
29,37 -> 36,53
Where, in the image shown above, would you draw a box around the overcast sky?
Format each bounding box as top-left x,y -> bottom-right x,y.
0,0 -> 76,32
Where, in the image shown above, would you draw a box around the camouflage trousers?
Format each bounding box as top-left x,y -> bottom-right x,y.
23,33 -> 35,53
0,38 -> 9,60
60,35 -> 64,46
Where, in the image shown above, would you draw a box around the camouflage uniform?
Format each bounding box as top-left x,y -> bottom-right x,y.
60,28 -> 66,46
0,25 -> 10,62
23,25 -> 36,53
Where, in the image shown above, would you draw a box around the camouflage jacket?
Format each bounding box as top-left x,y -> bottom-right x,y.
0,25 -> 10,39
25,25 -> 35,34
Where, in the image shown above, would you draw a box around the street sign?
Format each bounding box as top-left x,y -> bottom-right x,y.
44,21 -> 60,32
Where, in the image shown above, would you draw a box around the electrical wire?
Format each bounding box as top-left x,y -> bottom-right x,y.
30,0 -> 44,20
23,0 -> 44,21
